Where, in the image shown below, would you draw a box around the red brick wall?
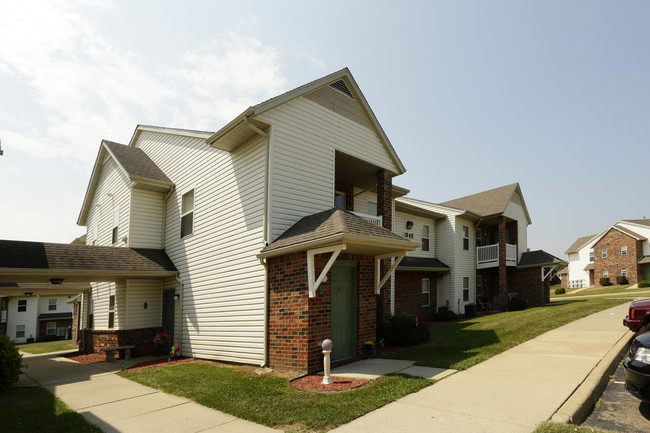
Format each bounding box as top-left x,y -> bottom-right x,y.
376,169 -> 393,326
267,251 -> 378,374
81,327 -> 162,358
511,267 -> 549,308
560,273 -> 568,289
394,271 -> 438,320
594,229 -> 641,285
37,319 -> 72,341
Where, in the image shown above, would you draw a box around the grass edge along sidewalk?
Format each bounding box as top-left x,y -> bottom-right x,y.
121,297 -> 631,432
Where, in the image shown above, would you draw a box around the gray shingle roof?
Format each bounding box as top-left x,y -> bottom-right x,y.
0,240 -> 177,273
439,183 -> 520,217
613,225 -> 646,240
397,257 -> 450,270
38,312 -> 73,321
624,219 -> 650,227
261,208 -> 411,253
103,141 -> 172,184
565,234 -> 597,254
518,250 -> 565,268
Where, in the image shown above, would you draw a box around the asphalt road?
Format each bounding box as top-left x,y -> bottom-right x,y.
582,358 -> 650,433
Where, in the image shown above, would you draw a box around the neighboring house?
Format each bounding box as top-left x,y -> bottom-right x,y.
395,183 -> 564,314
566,219 -> 650,287
5,292 -> 74,343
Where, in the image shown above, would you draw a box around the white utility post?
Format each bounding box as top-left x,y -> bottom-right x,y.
321,339 -> 333,385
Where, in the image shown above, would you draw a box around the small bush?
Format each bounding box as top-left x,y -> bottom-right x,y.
432,309 -> 458,322
639,280 -> 650,288
382,313 -> 430,347
600,277 -> 612,286
0,335 -> 23,392
507,299 -> 527,311
616,276 -> 628,285
554,287 -> 566,295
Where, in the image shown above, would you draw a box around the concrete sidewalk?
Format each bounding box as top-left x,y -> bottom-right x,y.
331,302 -> 635,433
18,352 -> 281,433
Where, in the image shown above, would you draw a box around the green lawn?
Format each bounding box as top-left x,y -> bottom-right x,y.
551,284 -> 649,298
121,362 -> 432,432
0,387 -> 103,433
382,298 -> 631,370
19,339 -> 78,354
533,422 -> 621,433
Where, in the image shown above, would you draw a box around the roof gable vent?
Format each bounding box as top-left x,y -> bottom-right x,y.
330,80 -> 354,98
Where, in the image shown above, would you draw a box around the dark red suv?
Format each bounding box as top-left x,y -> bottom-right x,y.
624,299 -> 650,333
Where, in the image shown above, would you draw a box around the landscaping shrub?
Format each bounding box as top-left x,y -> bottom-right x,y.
616,276 -> 628,285
507,299 -> 527,311
382,313 -> 430,347
554,287 -> 566,295
0,335 -> 23,392
599,277 -> 612,286
432,309 -> 458,322
639,280 -> 650,288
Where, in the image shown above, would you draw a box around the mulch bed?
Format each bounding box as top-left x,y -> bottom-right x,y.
290,374 -> 370,392
61,352 -> 195,371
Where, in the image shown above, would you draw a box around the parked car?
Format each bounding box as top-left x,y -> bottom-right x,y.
624,299 -> 650,332
624,332 -> 650,402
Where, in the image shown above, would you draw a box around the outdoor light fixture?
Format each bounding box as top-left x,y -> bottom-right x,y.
173,294 -> 180,301
50,278 -> 64,285
406,221 -> 414,230
24,292 -> 33,297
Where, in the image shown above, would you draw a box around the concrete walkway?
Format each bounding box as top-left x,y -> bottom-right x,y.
17,352 -> 282,433
331,302 -> 635,433
16,302 -> 635,433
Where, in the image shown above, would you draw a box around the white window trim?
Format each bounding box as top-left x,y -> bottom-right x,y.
422,278 -> 431,307
422,225 -> 430,252
621,245 -> 628,255
112,208 -> 120,244
602,249 -> 607,259
181,188 -> 195,238
16,324 -> 25,339
48,298 -> 57,311
622,268 -> 628,277
603,270 -> 609,278
462,226 -> 470,250
46,322 -> 57,336
17,299 -> 27,312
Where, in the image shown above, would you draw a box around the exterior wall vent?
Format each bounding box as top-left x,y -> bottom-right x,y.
330,80 -> 354,98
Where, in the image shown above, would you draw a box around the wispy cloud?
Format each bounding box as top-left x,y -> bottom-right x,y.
0,2 -> 285,164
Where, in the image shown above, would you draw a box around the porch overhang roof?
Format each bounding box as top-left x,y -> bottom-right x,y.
396,257 -> 451,272
0,240 -> 177,286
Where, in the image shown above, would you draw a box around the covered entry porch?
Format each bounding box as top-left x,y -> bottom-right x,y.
0,240 -> 178,357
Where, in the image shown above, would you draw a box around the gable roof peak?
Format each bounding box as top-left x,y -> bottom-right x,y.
438,182 -> 530,223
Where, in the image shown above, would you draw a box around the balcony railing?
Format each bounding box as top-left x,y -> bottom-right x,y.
352,211 -> 383,226
477,243 -> 517,268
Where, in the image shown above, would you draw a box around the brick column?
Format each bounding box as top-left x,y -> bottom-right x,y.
498,216 -> 507,311
376,169 -> 393,325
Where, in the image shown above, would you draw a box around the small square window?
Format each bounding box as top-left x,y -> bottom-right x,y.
17,299 -> 27,312
181,189 -> 195,238
48,299 -> 57,311
621,245 -> 628,255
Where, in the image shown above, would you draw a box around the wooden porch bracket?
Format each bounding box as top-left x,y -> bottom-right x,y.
374,251 -> 407,294
307,244 -> 346,298
541,266 -> 555,282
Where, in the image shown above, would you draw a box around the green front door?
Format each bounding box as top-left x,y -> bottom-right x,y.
330,261 -> 357,361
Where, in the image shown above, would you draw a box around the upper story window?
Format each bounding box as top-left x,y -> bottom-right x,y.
476,229 -> 482,247
334,191 -> 346,210
367,201 -> 377,216
462,226 -> 469,250
589,251 -> 594,262
181,189 -> 195,238
112,208 -> 120,244
601,249 -> 607,259
621,245 -> 628,255
48,299 -> 57,311
422,225 -> 430,251
17,299 -> 27,312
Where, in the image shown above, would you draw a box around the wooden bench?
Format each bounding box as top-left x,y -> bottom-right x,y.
100,345 -> 136,362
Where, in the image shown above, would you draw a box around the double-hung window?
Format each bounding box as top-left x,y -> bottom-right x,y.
17,300 -> 27,312
48,299 -> 57,311
462,226 -> 470,250
421,278 -> 430,307
603,270 -> 609,278
16,325 -> 25,339
463,277 -> 470,301
108,295 -> 115,329
422,225 -> 430,251
47,322 -> 56,336
621,245 -> 628,255
181,189 -> 194,238
622,268 -> 628,277
602,249 -> 607,259
112,208 -> 120,244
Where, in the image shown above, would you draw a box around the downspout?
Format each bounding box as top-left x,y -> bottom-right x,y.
175,274 -> 184,352
243,116 -> 270,367
161,186 -> 176,248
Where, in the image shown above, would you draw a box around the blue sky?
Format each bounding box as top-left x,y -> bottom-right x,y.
0,0 -> 648,258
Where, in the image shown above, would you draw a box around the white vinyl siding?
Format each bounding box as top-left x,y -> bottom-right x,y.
258,97 -> 400,241
135,129 -> 267,365
130,189 -> 164,248
126,279 -> 163,329
616,221 -> 650,256
394,211 -> 435,258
